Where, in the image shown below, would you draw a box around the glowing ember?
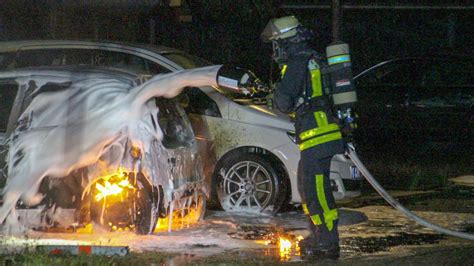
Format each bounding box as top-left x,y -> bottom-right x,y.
154,194 -> 206,232
278,236 -> 292,260
295,235 -> 304,256
76,223 -> 94,234
273,235 -> 305,261
94,168 -> 135,201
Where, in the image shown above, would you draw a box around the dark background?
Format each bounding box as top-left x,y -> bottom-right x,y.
1,1 -> 472,189
1,1 -> 473,81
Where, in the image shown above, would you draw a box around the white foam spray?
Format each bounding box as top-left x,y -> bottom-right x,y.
0,65 -> 221,231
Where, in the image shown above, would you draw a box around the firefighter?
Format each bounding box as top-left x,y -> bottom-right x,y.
261,16 -> 344,259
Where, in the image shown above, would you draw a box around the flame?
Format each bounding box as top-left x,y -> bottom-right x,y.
154,195 -> 205,233
254,233 -> 306,260
94,167 -> 135,201
76,223 -> 94,234
278,236 -> 292,261
295,235 -> 304,256
276,235 -> 305,261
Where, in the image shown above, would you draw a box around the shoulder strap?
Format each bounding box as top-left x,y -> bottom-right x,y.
305,52 -> 326,100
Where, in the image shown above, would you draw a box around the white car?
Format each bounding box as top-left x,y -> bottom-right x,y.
0,66 -> 208,234
0,40 -> 361,213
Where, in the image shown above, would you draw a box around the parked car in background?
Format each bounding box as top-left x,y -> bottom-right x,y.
0,66 -> 206,234
354,56 -> 474,151
0,40 -> 361,213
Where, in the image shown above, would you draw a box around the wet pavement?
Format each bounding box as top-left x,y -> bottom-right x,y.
1,184 -> 474,264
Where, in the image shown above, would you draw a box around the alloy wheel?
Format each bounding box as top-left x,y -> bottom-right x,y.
220,161 -> 274,211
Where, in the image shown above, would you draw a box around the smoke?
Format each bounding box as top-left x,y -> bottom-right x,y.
0,65 -> 221,231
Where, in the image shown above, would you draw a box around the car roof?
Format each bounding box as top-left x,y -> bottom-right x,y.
354,54 -> 474,79
0,39 -> 183,54
0,65 -> 141,85
0,39 -> 190,71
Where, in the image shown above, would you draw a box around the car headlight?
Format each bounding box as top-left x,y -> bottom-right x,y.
286,131 -> 297,143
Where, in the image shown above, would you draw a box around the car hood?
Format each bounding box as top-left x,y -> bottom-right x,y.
228,102 -> 294,131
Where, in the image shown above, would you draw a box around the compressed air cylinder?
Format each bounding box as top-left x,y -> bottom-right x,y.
325,43 -> 357,111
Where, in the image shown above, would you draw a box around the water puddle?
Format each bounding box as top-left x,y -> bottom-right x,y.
341,232 -> 444,255
225,212 -> 454,261
227,224 -> 304,262
341,185 -> 474,214
228,224 -> 278,241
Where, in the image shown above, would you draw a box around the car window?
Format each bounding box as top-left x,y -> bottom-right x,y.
357,60 -> 422,87
0,52 -> 16,70
9,49 -> 170,75
155,98 -> 195,149
0,80 -> 19,132
11,49 -> 63,68
161,52 -> 211,69
410,59 -> 474,108
421,59 -> 474,87
94,50 -> 161,74
181,87 -> 221,117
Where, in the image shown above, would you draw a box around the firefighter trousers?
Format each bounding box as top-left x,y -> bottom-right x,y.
297,138 -> 344,244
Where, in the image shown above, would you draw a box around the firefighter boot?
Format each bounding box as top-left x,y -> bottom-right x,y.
299,218 -> 340,260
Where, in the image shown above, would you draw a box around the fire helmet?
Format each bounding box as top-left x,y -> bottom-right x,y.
260,16 -> 301,43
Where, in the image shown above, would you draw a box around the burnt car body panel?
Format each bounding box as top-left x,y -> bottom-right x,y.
0,40 -> 216,197
0,66 -> 209,232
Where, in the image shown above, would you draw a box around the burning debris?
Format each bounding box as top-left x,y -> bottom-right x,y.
227,223 -> 304,261
0,65 -> 222,234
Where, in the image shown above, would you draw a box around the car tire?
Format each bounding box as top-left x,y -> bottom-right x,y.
162,189 -> 206,231
134,173 -> 160,235
193,190 -> 207,222
215,153 -> 285,213
181,190 -> 207,223
89,172 -> 159,235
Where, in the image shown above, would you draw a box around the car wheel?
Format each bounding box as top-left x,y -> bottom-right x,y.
89,172 -> 159,235
160,189 -> 206,231
216,153 -> 284,213
133,173 -> 160,235
177,190 -> 206,223
190,190 -> 207,222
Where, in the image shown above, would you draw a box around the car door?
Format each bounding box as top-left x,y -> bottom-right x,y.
155,97 -> 202,187
355,59 -> 417,147
179,87 -> 221,184
0,79 -> 22,179
407,58 -> 474,145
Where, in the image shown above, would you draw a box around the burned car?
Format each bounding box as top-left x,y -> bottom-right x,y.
0,40 -> 361,214
0,65 -> 220,234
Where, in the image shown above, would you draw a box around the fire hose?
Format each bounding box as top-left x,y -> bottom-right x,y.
345,143 -> 474,241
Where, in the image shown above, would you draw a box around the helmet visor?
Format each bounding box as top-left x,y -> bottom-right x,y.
261,16 -> 301,42
260,19 -> 279,43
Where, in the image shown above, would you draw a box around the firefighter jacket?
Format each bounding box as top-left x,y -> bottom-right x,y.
273,45 -> 343,158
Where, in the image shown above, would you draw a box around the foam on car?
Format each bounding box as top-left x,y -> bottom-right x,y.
0,65 -> 221,232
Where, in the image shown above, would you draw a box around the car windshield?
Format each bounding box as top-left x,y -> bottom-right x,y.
161,52 -> 211,69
